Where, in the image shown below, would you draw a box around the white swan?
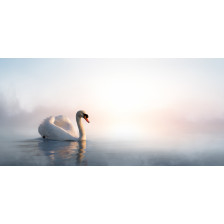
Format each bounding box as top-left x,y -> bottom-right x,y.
38,110 -> 90,141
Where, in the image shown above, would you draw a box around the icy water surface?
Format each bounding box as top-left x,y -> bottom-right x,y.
1,136 -> 224,165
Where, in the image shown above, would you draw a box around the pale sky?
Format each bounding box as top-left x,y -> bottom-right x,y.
1,59 -> 224,140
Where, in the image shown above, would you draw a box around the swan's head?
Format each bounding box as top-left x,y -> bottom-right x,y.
76,110 -> 90,123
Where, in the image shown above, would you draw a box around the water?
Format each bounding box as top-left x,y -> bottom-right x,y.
1,135 -> 224,165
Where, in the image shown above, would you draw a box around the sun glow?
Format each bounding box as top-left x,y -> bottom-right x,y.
87,71 -> 182,139
108,123 -> 145,140
94,74 -> 172,114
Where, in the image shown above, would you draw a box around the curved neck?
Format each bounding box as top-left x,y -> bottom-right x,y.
76,116 -> 86,141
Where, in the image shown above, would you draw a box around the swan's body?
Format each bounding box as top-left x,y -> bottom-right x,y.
38,110 -> 90,141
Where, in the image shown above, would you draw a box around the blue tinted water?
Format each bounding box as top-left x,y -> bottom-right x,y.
1,136 -> 224,165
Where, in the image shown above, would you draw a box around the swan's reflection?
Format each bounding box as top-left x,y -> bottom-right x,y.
76,141 -> 86,165
38,140 -> 87,165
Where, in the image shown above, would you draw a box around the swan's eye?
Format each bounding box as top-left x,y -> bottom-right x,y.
83,113 -> 88,118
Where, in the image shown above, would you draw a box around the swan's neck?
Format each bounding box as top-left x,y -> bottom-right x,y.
76,116 -> 86,141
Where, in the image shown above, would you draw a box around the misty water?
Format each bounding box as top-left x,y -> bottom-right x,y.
1,134 -> 224,165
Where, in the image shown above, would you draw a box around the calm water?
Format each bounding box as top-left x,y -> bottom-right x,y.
1,135 -> 224,165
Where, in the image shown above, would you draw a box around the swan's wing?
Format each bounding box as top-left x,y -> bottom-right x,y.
38,116 -> 78,141
54,115 -> 76,136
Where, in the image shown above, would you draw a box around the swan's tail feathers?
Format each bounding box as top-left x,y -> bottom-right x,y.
38,116 -> 54,139
38,123 -> 46,138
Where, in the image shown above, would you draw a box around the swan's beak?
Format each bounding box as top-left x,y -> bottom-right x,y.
84,117 -> 90,123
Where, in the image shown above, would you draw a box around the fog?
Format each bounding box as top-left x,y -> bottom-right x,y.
1,91 -> 224,146
1,58 -> 224,144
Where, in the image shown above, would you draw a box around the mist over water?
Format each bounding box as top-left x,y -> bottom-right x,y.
1,131 -> 224,165
1,59 -> 224,165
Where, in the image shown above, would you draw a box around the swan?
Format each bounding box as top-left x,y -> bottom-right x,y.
38,110 -> 90,141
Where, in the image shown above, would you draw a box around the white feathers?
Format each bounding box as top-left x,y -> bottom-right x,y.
38,116 -> 78,141
38,110 -> 89,141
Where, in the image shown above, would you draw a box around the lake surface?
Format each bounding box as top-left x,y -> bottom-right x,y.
1,136 -> 224,165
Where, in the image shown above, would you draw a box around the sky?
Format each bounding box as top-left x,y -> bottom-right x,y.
1,58 -> 224,140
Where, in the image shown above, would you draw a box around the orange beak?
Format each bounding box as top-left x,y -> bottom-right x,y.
84,117 -> 90,123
